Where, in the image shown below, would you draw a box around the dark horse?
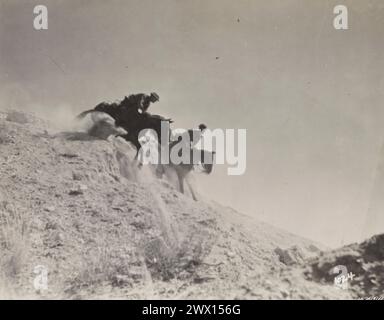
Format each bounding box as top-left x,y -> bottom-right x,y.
76,102 -> 172,153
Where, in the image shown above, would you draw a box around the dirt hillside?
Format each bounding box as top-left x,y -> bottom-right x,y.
0,110 -> 380,299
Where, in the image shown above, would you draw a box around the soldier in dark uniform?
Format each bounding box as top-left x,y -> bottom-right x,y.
90,92 -> 159,127
121,92 -> 160,114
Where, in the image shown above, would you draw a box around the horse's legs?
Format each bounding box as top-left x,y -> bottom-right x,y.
176,171 -> 184,194
185,177 -> 198,201
133,148 -> 144,169
155,164 -> 165,178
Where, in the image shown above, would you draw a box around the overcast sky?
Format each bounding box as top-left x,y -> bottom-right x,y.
1,0 -> 384,247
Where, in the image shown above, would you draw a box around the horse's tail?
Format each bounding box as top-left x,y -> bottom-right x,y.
76,109 -> 95,120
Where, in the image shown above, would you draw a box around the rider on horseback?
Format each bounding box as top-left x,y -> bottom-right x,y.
189,124 -> 207,148
88,92 -> 159,128
172,123 -> 207,148
121,92 -> 160,115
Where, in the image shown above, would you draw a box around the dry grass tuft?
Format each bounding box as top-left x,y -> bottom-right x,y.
65,243 -> 140,295
143,233 -> 205,281
0,201 -> 31,291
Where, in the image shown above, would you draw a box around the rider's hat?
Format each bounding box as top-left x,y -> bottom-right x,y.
199,123 -> 207,131
150,92 -> 160,101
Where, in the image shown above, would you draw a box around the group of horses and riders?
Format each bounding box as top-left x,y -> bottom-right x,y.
76,93 -> 214,200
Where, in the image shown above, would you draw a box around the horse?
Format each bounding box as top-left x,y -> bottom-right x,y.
76,105 -> 172,154
139,138 -> 215,201
166,147 -> 215,201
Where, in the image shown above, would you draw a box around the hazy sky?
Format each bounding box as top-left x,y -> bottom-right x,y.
1,0 -> 384,247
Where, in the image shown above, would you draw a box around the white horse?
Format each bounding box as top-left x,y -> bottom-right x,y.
137,130 -> 215,201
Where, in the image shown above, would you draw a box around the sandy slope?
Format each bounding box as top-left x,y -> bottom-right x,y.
0,110 -> 377,299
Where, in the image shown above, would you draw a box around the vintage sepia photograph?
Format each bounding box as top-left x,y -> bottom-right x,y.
0,0 -> 383,303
